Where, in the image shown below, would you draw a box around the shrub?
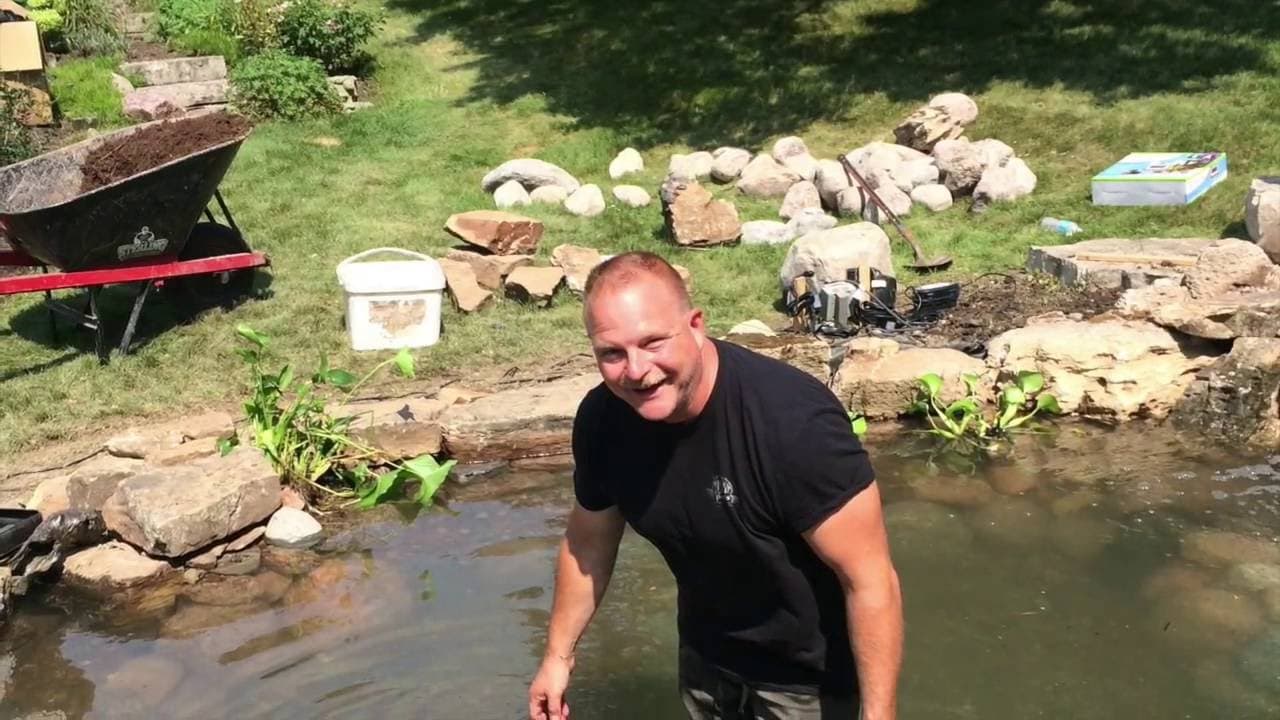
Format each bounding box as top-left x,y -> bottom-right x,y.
155,0 -> 221,38
47,56 -> 129,126
229,49 -> 342,120
61,0 -> 124,56
277,0 -> 379,74
0,85 -> 38,167
28,0 -> 66,49
216,0 -> 283,55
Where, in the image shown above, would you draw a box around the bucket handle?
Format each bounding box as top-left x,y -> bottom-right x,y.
337,247 -> 435,270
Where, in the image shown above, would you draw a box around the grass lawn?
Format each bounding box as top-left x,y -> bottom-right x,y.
2,0 -> 1279,460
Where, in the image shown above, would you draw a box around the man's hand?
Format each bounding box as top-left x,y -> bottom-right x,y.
528,654 -> 574,720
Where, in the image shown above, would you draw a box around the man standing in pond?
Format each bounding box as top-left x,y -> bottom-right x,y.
528,252 -> 903,720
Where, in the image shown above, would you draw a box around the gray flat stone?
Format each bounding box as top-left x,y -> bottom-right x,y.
1027,237 -> 1217,289
119,57 -> 227,87
124,80 -> 228,113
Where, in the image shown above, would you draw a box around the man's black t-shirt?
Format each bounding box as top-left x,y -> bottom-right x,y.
572,339 -> 876,697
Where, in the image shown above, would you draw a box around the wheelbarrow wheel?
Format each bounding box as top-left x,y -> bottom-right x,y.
166,222 -> 254,312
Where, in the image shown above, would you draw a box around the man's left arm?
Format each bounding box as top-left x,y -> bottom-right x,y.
804,480 -> 903,720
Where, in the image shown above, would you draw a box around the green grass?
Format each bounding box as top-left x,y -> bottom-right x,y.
3,0 -> 1280,459
46,55 -> 129,127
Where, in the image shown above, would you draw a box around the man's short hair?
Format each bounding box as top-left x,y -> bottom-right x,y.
583,251 -> 691,311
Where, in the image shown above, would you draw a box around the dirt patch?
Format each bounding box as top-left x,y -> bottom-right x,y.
915,271 -> 1122,350
78,112 -> 253,194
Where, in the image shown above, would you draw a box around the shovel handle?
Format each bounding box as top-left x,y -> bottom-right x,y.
838,154 -> 924,256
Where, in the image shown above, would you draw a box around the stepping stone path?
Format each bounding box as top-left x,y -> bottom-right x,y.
118,56 -> 230,120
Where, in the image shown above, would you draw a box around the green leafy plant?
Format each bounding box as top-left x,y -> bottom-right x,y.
61,0 -> 124,56
170,27 -> 243,64
0,84 -> 38,166
848,411 -> 868,439
229,49 -> 343,119
47,56 -> 129,126
27,0 -> 66,49
221,325 -> 455,509
155,0 -> 222,38
908,370 -> 1061,450
216,0 -> 283,55
277,0 -> 379,74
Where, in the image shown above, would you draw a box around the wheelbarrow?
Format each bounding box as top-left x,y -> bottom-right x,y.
0,111 -> 271,363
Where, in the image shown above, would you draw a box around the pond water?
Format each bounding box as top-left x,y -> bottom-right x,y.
2,425 -> 1280,719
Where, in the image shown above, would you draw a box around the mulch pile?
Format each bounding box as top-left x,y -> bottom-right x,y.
915,271 -> 1122,349
78,112 -> 252,194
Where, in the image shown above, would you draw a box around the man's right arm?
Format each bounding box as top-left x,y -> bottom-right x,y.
529,500 -> 626,719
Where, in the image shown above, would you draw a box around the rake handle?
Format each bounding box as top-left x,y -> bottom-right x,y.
838,155 -> 925,260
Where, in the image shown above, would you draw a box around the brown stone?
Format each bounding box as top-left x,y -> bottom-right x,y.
1170,338 -> 1280,448
987,463 -> 1038,496
909,476 -> 996,508
225,525 -> 267,553
1141,563 -> 1212,600
441,373 -> 599,462
551,244 -> 604,295
28,475 -> 70,516
444,248 -> 533,290
725,334 -> 841,385
150,437 -> 219,466
210,547 -> 262,576
353,422 -> 443,461
437,386 -> 489,406
661,180 -> 741,247
2,80 -> 53,126
105,427 -> 182,460
182,571 -> 292,606
444,210 -> 544,255
505,266 -> 565,307
1182,530 -> 1280,568
894,105 -> 965,153
63,541 -> 175,593
280,486 -> 307,510
66,454 -> 144,512
840,347 -> 988,420
437,258 -> 493,313
178,412 -> 236,442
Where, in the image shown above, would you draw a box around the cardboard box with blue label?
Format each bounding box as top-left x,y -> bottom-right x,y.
1091,152 -> 1228,206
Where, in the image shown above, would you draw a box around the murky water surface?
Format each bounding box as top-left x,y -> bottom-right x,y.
3,426 -> 1280,719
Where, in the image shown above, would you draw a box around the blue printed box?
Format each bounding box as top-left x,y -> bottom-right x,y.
1091,152 -> 1228,206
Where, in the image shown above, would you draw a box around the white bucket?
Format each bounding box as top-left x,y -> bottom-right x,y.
336,247 -> 446,351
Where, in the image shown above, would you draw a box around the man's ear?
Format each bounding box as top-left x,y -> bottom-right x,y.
688,307 -> 707,342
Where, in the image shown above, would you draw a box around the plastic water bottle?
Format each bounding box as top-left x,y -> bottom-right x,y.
1039,217 -> 1082,236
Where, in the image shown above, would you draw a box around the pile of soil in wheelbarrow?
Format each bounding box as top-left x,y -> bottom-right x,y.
78,112 -> 253,194
916,270 -> 1122,350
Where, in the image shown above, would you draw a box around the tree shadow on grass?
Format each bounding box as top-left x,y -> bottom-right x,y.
389,0 -> 1280,148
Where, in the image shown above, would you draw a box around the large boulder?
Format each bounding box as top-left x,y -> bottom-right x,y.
737,155 -> 803,198
445,210 -> 544,255
660,179 -> 741,247
1184,239 -> 1274,299
711,147 -> 752,183
778,223 -> 894,291
102,449 -> 281,558
441,373 -> 600,462
1170,338 -> 1280,447
779,181 -> 822,219
608,147 -> 644,179
933,138 -> 984,196
814,159 -> 851,209
1245,177 -> 1280,262
66,455 -> 145,512
1117,284 -> 1280,341
973,158 -> 1037,203
771,136 -> 818,181
985,317 -> 1217,420
928,92 -> 979,125
119,57 -> 227,86
840,346 -> 988,419
565,184 -> 607,217
481,159 -> 580,194
63,541 -> 175,592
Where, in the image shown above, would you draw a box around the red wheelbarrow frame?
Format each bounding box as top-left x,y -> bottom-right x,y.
0,190 -> 270,363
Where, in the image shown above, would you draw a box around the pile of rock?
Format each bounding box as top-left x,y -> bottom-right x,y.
482,158 -> 650,215
7,412 -> 325,621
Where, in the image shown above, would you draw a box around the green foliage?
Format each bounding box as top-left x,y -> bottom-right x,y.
908,371 -> 1061,451
848,411 -> 868,440
170,27 -> 242,64
155,0 -> 221,38
277,0 -> 379,74
229,49 -> 343,120
61,0 -> 124,56
28,0 -> 66,48
216,0 -> 283,55
221,325 -> 455,508
47,56 -> 128,126
0,85 -> 38,167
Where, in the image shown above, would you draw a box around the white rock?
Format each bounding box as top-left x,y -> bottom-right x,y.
741,220 -> 796,246
836,187 -> 865,217
608,147 -> 644,179
974,157 -> 1037,202
779,223 -> 895,291
933,138 -> 984,195
612,185 -> 651,207
530,185 -> 569,205
686,151 -> 715,180
738,155 -> 803,198
669,153 -> 694,181
929,92 -> 979,125
727,319 -> 776,336
786,207 -> 838,238
265,507 -> 323,548
899,159 -> 940,190
815,159 -> 851,209
565,184 -> 606,217
493,179 -> 531,208
1245,176 -> 1280,262
779,181 -> 822,219
972,138 -> 1014,172
772,136 -> 810,161
910,183 -> 953,212
862,183 -> 912,224
711,148 -> 752,183
482,158 -> 581,193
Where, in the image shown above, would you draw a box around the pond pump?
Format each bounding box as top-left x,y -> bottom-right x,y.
785,267 -> 960,336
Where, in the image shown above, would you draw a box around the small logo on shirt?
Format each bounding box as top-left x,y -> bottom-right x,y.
708,475 -> 737,507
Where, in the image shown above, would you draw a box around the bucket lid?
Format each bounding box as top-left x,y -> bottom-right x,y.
337,247 -> 446,294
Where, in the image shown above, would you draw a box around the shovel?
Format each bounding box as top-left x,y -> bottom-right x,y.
838,154 -> 953,272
